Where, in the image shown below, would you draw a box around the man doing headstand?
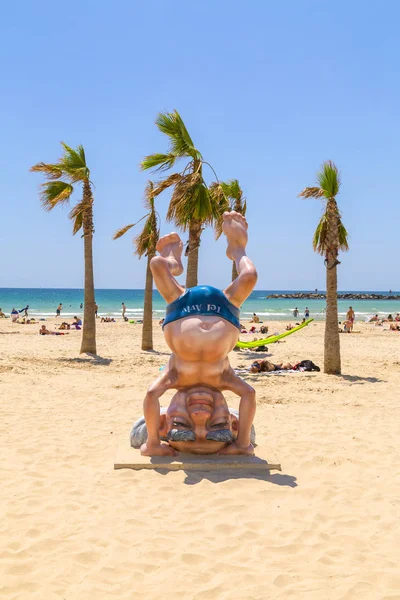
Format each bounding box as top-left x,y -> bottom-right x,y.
140,211 -> 258,457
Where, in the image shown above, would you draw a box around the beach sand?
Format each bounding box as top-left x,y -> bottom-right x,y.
1,317 -> 399,599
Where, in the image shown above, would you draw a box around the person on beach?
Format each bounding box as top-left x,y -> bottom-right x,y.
395,314 -> 400,322
71,316 -> 82,329
0,308 -> 6,318
19,305 -> 29,317
95,303 -> 98,318
369,314 -> 379,323
346,306 -> 355,332
11,308 -> 19,322
250,359 -> 293,373
250,312 -> 260,323
40,325 -> 68,336
139,211 -> 257,457
56,303 -> 62,317
122,303 -> 126,319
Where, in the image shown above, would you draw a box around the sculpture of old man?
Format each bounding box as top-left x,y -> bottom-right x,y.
131,211 -> 258,456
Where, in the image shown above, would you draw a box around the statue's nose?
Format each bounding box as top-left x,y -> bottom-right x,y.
190,409 -> 210,424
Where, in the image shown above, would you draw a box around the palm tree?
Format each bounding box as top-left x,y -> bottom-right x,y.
31,143 -> 96,354
210,179 -> 246,281
113,182 -> 159,351
299,161 -> 349,375
141,110 -> 224,288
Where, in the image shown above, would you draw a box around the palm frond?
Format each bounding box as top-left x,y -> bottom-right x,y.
156,110 -> 199,157
167,180 -> 219,229
113,224 -> 135,240
225,179 -> 241,200
299,186 -> 325,199
209,182 -> 231,238
68,199 -> 90,222
338,221 -> 349,252
40,180 -> 74,211
134,224 -> 152,258
76,144 -> 86,165
153,173 -> 182,197
141,153 -> 178,172
59,142 -> 89,182
134,204 -> 159,258
312,214 -> 329,255
72,210 -> 83,235
30,162 -> 63,180
317,161 -> 340,198
209,182 -> 226,204
144,181 -> 155,211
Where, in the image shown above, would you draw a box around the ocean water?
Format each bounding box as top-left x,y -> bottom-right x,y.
1,288 -> 400,321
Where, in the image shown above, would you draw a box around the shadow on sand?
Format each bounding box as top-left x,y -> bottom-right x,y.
336,374 -> 385,384
154,468 -> 297,487
58,354 -> 113,366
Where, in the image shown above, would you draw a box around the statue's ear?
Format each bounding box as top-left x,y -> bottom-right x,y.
159,414 -> 168,438
231,414 -> 239,438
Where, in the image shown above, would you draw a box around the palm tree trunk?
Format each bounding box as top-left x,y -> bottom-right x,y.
231,198 -> 243,281
186,219 -> 202,289
80,181 -> 96,354
232,261 -> 238,282
142,252 -> 155,351
324,258 -> 341,374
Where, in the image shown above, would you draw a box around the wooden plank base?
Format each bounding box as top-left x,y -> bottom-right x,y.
114,439 -> 281,471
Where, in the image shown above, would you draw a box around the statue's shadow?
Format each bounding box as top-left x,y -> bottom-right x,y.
153,467 -> 297,487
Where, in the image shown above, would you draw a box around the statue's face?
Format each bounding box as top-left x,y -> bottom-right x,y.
163,386 -> 238,454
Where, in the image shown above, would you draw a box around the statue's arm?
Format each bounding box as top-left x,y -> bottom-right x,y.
141,370 -> 176,456
220,371 -> 256,455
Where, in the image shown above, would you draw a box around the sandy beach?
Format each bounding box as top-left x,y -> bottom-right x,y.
1,317 -> 400,599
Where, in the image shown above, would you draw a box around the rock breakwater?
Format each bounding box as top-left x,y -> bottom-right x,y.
266,293 -> 400,300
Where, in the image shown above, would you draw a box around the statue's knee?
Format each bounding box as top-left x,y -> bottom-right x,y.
150,255 -> 167,275
242,268 -> 258,287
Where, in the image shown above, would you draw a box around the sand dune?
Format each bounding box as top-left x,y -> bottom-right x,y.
1,318 -> 399,599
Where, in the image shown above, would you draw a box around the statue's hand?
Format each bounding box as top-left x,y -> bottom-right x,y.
140,442 -> 177,457
218,442 -> 254,456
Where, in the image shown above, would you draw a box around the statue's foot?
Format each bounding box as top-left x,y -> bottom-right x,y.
222,211 -> 248,261
156,233 -> 184,276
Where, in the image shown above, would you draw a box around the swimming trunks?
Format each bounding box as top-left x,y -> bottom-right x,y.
163,285 -> 241,331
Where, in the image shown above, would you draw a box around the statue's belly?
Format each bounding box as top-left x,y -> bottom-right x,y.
164,316 -> 239,362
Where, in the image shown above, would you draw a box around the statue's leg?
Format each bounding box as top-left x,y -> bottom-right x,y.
222,212 -> 258,307
151,233 -> 185,304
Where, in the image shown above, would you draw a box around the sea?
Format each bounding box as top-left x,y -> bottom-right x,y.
1,288 -> 400,322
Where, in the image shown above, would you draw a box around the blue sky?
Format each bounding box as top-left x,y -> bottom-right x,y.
1,0 -> 398,291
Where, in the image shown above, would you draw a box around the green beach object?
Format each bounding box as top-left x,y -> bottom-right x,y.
236,319 -> 314,349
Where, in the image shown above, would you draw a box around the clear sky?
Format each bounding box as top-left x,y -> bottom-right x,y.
1,0 -> 399,291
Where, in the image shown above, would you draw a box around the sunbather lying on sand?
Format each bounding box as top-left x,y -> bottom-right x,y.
140,211 -> 257,457
40,325 -> 68,336
250,359 -> 294,373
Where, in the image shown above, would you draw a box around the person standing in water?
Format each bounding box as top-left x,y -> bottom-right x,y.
304,307 -> 310,318
56,303 -> 62,317
122,302 -> 126,319
346,306 -> 355,332
293,307 -> 299,318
